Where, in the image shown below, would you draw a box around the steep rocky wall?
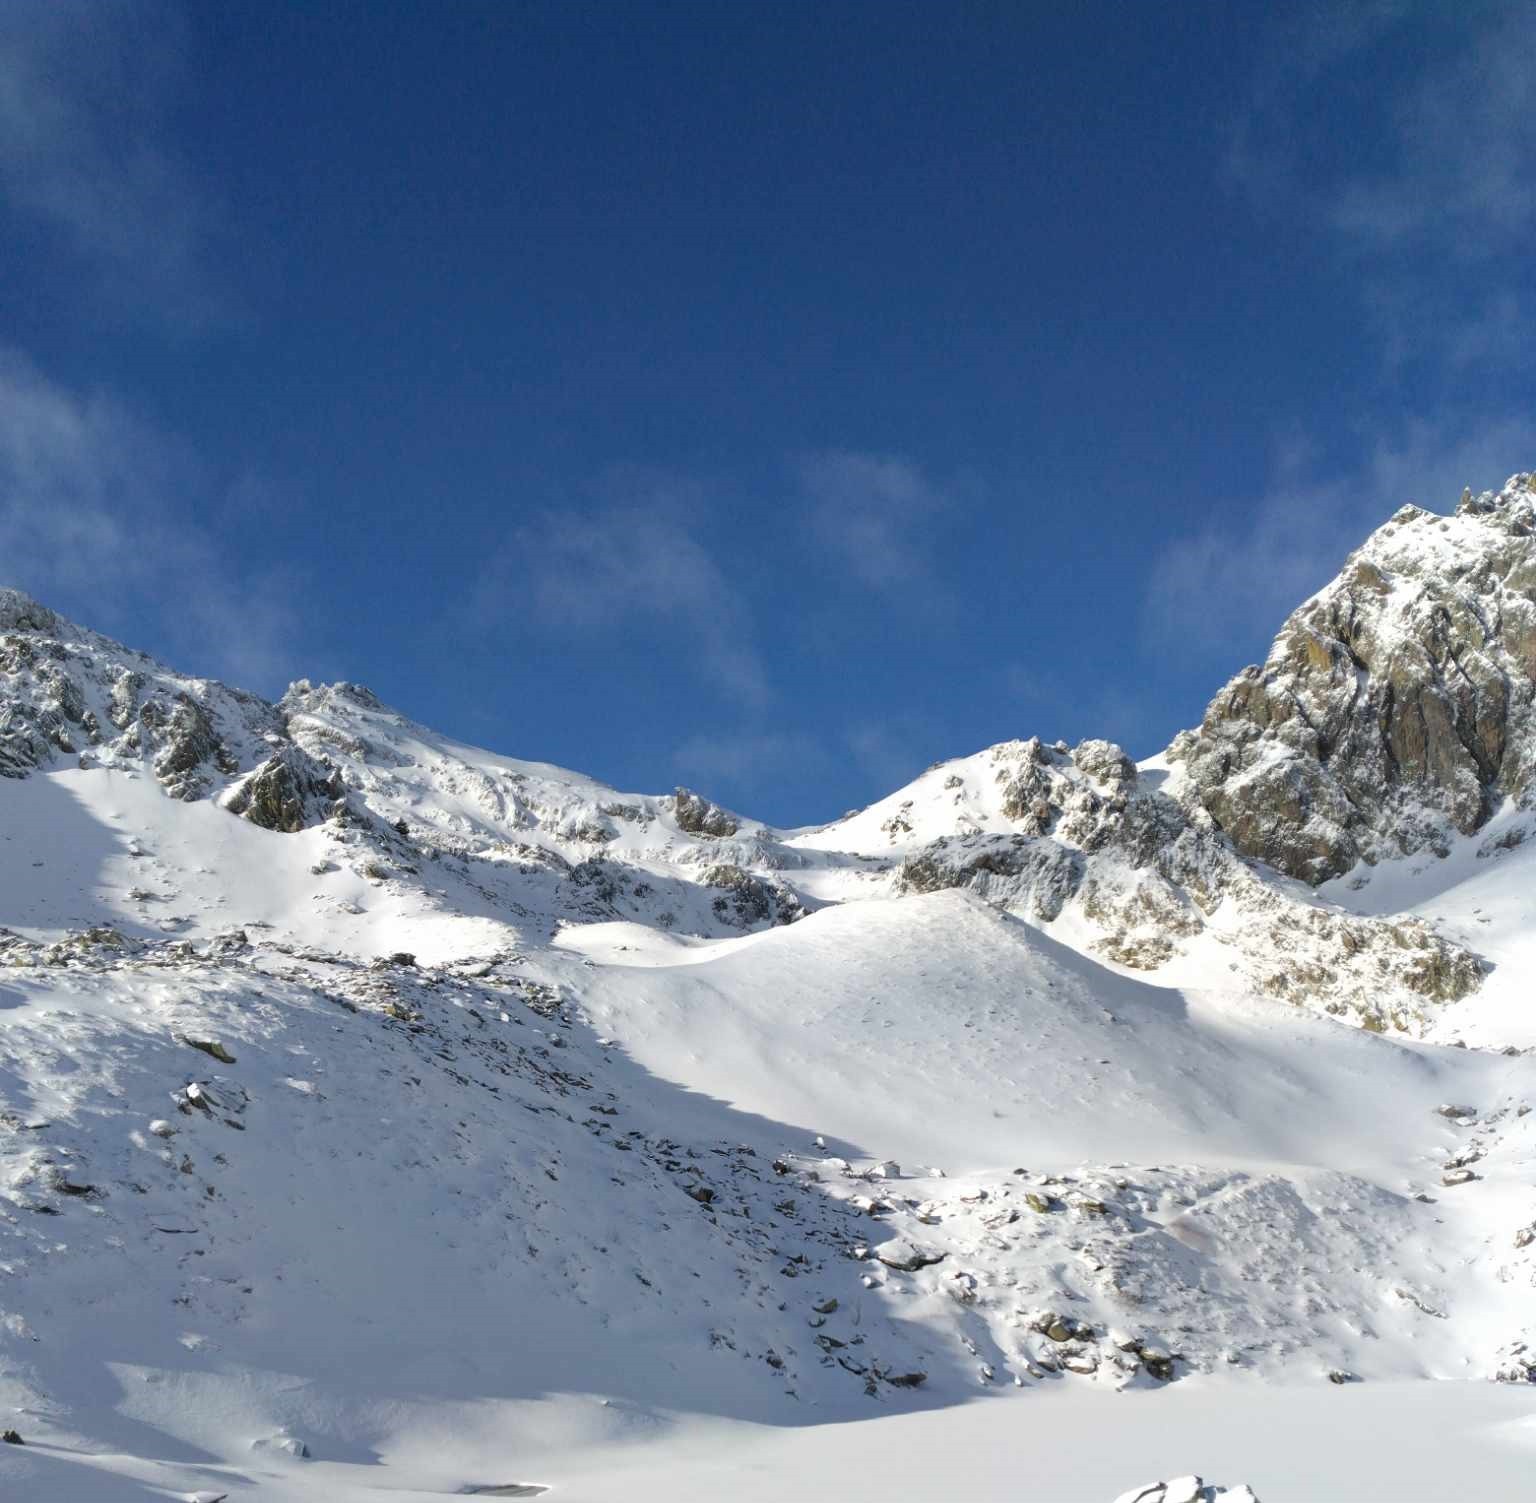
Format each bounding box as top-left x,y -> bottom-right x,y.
1170,475 -> 1536,883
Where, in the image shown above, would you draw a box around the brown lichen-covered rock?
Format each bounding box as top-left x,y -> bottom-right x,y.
1174,475 -> 1536,882
672,786 -> 740,838
220,746 -> 345,832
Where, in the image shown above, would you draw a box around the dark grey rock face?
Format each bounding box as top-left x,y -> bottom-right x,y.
220,746 -> 346,833
1172,476 -> 1536,883
701,863 -> 803,927
671,786 -> 740,838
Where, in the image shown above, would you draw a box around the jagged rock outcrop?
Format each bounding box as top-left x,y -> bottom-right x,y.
0,589 -> 278,792
219,744 -> 346,832
671,786 -> 740,838
1172,474 -> 1536,883
0,588 -> 60,635
881,734 -> 1484,1032
701,863 -> 803,928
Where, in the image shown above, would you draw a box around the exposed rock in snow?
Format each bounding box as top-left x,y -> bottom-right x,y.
0,591 -> 282,798
1174,474 -> 1536,882
1113,1481 -> 1260,1503
220,744 -> 345,832
851,732 -> 1482,1034
671,785 -> 741,838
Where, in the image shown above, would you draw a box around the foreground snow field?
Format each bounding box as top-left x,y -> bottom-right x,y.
4,477 -> 1536,1499
5,1378 -> 1536,1499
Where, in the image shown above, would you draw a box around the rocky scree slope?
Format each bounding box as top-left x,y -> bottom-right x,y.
2,898 -> 1533,1461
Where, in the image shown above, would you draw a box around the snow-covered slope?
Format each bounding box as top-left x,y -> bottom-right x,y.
3,475 -> 1536,1501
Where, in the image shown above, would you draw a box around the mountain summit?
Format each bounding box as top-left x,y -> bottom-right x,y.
1174,473 -> 1536,882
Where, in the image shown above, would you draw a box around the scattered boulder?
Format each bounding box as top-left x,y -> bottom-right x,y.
875,1240 -> 945,1271
458,1487 -> 548,1499
182,1037 -> 236,1065
1495,1340 -> 1536,1382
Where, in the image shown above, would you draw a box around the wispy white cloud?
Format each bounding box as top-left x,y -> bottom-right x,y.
1228,4 -> 1536,369
672,729 -> 827,790
998,661 -> 1046,704
844,717 -> 937,795
1323,7 -> 1536,257
0,346 -> 300,688
797,450 -> 954,592
1145,417 -> 1536,664
0,0 -> 223,328
477,472 -> 771,709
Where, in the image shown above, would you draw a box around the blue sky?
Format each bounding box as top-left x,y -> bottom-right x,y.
4,1 -> 1536,824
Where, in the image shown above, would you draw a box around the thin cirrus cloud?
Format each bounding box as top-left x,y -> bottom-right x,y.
1225,2 -> 1513,254
672,730 -> 828,799
0,345 -> 301,689
1144,417 -> 1536,666
1227,3 -> 1536,370
0,0 -> 224,330
1322,7 -> 1536,256
476,484 -> 772,711
477,451 -> 960,712
1180,4 -> 1536,676
797,450 -> 952,592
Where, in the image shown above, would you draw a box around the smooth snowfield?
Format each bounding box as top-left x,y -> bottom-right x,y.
563,890 -> 1512,1173
5,1382 -> 1536,1500
0,768 -> 519,963
502,1381 -> 1536,1503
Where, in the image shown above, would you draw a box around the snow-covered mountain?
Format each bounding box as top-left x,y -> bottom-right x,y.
2,478 -> 1535,1501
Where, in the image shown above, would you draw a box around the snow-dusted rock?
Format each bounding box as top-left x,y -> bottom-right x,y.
1174,474 -> 1536,883
1113,1479 -> 1261,1503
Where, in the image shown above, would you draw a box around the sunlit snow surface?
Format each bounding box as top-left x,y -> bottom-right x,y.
0,739 -> 1534,1498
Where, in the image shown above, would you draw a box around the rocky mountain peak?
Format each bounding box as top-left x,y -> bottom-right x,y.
1170,473 -> 1536,884
0,591 -> 281,794
0,587 -> 61,636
